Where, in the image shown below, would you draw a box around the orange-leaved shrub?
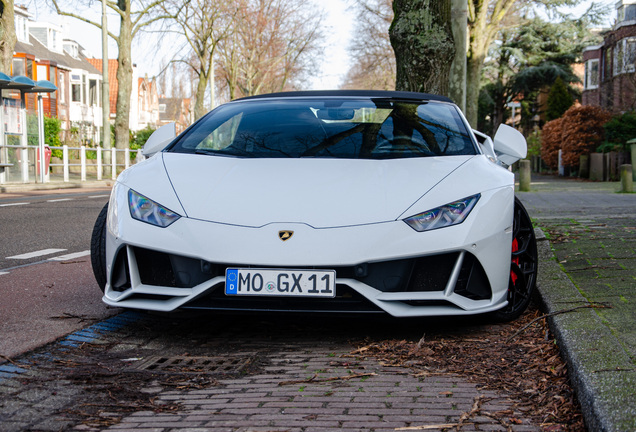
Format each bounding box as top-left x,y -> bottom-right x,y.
540,105 -> 611,170
540,117 -> 563,170
560,105 -> 611,167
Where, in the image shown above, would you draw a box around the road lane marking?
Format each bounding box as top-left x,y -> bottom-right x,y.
0,271 -> 8,276
88,195 -> 109,199
46,198 -> 74,203
7,249 -> 67,259
49,250 -> 90,261
0,202 -> 29,207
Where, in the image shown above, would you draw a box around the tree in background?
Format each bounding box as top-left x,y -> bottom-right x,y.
545,76 -> 573,121
161,0 -> 235,120
477,11 -> 603,134
51,0 -> 170,155
465,0 -> 597,127
0,0 -> 16,74
342,0 -> 394,90
216,0 -> 323,100
601,111 -> 636,152
390,0 -> 455,95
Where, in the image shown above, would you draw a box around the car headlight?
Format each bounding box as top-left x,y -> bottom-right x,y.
128,189 -> 180,227
404,194 -> 480,232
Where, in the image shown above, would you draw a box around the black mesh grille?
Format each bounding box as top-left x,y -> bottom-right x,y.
407,253 -> 458,292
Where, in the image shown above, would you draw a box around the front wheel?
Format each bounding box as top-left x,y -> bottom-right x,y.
492,197 -> 538,322
90,203 -> 108,292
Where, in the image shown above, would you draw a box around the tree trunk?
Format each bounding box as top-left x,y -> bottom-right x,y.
389,0 -> 455,96
466,45 -> 486,128
114,10 -> 133,162
0,0 -> 17,75
193,67 -> 209,120
449,0 -> 467,112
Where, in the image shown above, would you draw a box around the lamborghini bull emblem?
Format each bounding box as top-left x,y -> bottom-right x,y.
278,230 -> 294,241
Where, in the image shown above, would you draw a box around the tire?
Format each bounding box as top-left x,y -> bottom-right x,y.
90,203 -> 108,292
492,197 -> 538,322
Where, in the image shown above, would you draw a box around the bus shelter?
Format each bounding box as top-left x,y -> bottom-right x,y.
0,72 -> 57,183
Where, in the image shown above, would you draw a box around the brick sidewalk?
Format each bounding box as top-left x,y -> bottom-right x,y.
103,345 -> 538,432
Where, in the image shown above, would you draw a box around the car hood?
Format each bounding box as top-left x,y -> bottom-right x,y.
162,153 -> 474,228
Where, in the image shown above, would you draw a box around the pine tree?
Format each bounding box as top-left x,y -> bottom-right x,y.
546,77 -> 573,121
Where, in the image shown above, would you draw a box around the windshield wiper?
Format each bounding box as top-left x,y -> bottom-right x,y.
195,148 -> 249,157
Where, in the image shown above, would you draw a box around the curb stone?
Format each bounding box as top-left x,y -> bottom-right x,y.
535,228 -> 636,432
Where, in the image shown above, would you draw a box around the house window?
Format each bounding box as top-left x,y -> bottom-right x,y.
14,15 -> 28,43
618,4 -> 636,23
50,67 -> 57,100
585,59 -> 599,89
59,71 -> 65,104
26,59 -> 33,79
159,104 -> 166,113
89,79 -> 97,106
627,38 -> 636,73
82,75 -> 88,103
37,64 -> 48,81
12,58 -> 25,77
72,83 -> 82,102
613,37 -> 636,75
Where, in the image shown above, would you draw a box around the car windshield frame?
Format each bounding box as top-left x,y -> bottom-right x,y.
165,97 -> 478,160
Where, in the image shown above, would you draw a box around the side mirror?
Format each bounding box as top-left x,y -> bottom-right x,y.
493,124 -> 527,166
142,122 -> 177,158
472,129 -> 496,162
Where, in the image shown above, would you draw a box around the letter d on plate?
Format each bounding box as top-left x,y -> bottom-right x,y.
226,269 -> 238,294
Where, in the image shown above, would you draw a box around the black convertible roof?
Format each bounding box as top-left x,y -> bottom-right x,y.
235,90 -> 454,104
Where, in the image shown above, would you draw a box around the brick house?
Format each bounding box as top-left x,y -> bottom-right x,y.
582,0 -> 636,112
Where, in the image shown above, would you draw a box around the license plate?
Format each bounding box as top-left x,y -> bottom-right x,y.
225,268 -> 336,298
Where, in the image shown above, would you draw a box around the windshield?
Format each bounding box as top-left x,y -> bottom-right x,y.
167,98 -> 476,159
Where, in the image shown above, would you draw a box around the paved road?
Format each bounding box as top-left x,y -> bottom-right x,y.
0,188 -> 118,359
516,175 -> 634,219
0,188 -> 110,271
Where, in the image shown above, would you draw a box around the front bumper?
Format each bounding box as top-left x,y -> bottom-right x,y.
103,183 -> 515,317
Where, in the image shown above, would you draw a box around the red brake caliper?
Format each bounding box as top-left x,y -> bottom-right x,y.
511,238 -> 519,285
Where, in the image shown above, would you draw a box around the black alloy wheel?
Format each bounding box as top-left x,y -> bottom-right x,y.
493,197 -> 538,322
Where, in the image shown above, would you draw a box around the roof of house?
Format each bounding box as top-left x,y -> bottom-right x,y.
14,35 -> 101,75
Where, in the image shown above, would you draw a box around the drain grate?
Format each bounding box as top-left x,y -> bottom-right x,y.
133,355 -> 251,374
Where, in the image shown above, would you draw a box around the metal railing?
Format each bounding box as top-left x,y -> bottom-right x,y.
0,144 -> 144,185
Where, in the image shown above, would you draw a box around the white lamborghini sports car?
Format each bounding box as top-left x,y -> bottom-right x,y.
91,90 -> 537,321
